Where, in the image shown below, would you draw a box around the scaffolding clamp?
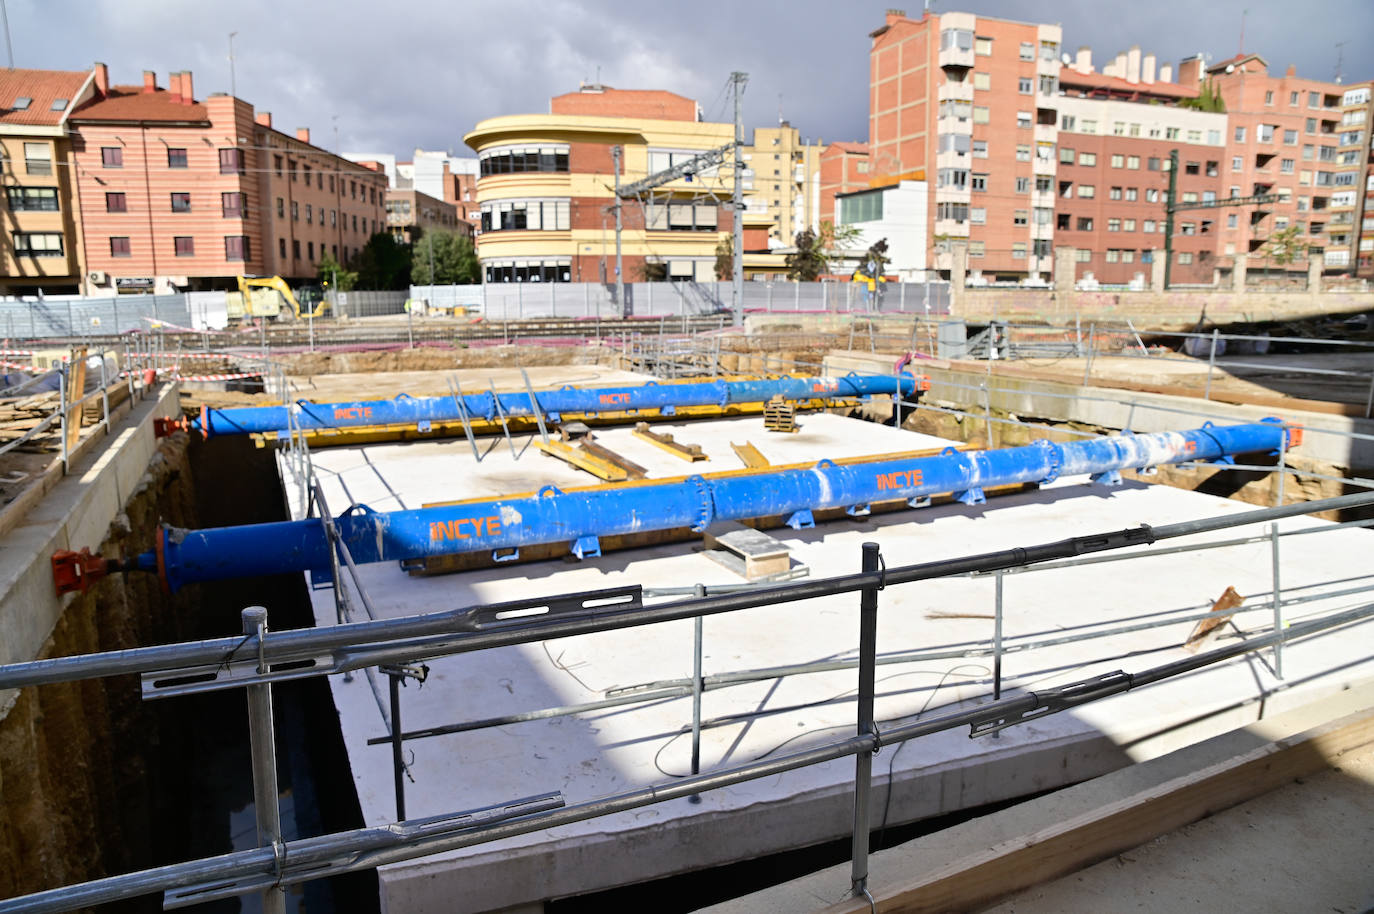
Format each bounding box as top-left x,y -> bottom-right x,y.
969,670 -> 1134,738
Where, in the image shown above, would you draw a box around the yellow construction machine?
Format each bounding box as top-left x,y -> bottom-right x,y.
228,276 -> 329,322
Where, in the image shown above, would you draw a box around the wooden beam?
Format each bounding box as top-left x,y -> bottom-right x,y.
633,421 -> 708,462
819,707 -> 1374,914
533,439 -> 627,481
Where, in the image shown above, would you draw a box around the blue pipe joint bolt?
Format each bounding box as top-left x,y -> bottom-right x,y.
1034,439 -> 1063,486
686,475 -> 715,532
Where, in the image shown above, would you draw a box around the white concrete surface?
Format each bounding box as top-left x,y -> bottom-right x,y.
283,412 -> 1374,913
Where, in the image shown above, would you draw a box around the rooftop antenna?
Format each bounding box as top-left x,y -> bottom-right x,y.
1238,8 -> 1246,55
1334,41 -> 1345,83
228,31 -> 238,98
777,92 -> 783,125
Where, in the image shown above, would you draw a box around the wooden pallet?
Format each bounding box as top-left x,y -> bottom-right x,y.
762,395 -> 798,433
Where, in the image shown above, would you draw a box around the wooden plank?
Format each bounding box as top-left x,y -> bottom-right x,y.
731,441 -> 770,468
633,421 -> 708,462
579,439 -> 649,480
64,348 -> 87,454
704,521 -> 791,580
1184,586 -> 1245,653
819,707 -> 1374,914
533,438 -> 628,482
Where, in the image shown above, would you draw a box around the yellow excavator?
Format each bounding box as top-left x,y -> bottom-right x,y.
228,276 -> 330,322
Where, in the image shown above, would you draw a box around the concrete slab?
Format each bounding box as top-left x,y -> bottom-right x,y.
282,412 -> 1374,913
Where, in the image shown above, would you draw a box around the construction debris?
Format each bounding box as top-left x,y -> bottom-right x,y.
1183,586 -> 1245,653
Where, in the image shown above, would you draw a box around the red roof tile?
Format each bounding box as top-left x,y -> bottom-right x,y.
827,141 -> 869,155
71,86 -> 208,123
0,68 -> 91,127
1059,70 -> 1199,100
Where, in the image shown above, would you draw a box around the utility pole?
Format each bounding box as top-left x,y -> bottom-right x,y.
1,0 -> 14,70
731,71 -> 748,328
1163,149 -> 1179,291
612,145 -> 625,316
228,31 -> 238,98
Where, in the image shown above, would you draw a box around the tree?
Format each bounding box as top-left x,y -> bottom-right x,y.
714,235 -> 733,281
818,220 -> 862,260
410,230 -> 480,285
786,229 -> 828,281
354,232 -> 412,290
316,252 -> 357,292
1261,224 -> 1305,267
863,238 -> 891,276
1182,78 -> 1226,113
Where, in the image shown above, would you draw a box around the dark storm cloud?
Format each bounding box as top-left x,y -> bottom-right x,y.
7,0 -> 1373,158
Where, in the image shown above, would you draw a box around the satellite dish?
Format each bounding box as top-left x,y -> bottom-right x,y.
1061,52 -> 1071,65
1226,64 -> 1235,73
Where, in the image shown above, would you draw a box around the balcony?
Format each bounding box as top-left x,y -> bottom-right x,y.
1036,57 -> 1060,78
934,185 -> 971,205
1033,123 -> 1058,145
937,81 -> 974,104
939,45 -> 974,70
936,149 -> 970,171
1032,156 -> 1057,176
934,219 -> 971,238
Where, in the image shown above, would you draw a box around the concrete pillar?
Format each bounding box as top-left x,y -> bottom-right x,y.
1054,247 -> 1077,297
1151,253 -> 1166,292
950,242 -> 968,316
1232,255 -> 1248,293
1307,249 -> 1323,294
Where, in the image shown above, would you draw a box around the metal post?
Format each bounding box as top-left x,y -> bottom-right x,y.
1163,149 -> 1178,291
690,583 -> 705,803
99,354 -> 109,434
731,71 -> 747,329
406,298 -> 414,349
981,380 -> 994,448
241,607 -> 286,914
1270,523 -> 1283,680
308,311 -> 314,352
387,668 -> 407,820
57,364 -> 68,475
1203,328 -> 1219,401
612,145 -> 625,318
850,542 -> 880,899
1275,425 -> 1288,508
993,570 -> 1004,701
1364,372 -> 1373,420
1082,323 -> 1095,385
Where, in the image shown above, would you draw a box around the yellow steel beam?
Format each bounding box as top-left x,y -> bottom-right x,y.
731,441 -> 770,468
533,439 -> 628,482
632,422 -> 708,462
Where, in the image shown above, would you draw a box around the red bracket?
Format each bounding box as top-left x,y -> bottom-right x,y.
153,416 -> 189,438
52,548 -> 117,596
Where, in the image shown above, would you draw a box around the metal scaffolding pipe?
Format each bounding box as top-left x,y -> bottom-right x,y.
79,419 -> 1297,593
160,373 -> 930,438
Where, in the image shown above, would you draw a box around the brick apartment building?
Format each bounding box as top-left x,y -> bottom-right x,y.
385,187 -> 466,244
818,141 -> 871,227
70,66 -> 387,294
1338,82 -> 1374,277
0,67 -> 97,295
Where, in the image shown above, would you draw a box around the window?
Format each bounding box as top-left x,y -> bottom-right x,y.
1186,130 -> 1201,143
1079,184 -> 1095,198
1079,152 -> 1096,166
1290,91 -> 1299,106
1107,218 -> 1120,232
1105,249 -> 1120,263
10,96 -> 29,110
109,236 -> 131,257
1060,146 -> 1075,164
1308,91 -> 1320,107
1146,188 -> 1159,202
105,192 -> 127,213
101,146 -> 122,168
481,197 -> 578,231
1280,158 -> 1295,174
1232,156 -> 1243,171
170,192 -> 191,213
1012,242 -> 1027,259
303,165 -> 311,185
292,239 -> 301,259
970,207 -> 986,224
1016,144 -> 1031,162
1040,75 -> 1058,95
219,148 -> 243,175
1166,127 -> 1180,140
935,202 -> 968,222
12,232 -> 63,257
173,236 -> 194,256
975,36 -> 992,55
1040,39 -> 1058,60
5,187 -> 59,211
973,106 -> 990,124
1110,154 -> 1124,168
1013,210 -> 1029,226
940,28 -> 973,51
1020,41 -> 1034,60
1076,248 -> 1093,261
1125,187 -> 1138,201
1018,77 -> 1032,94
167,148 -> 188,168
330,210 -> 336,227
1061,114 -> 1076,131
291,201 -> 299,221
329,175 -> 335,192
1123,219 -> 1136,232
289,160 -> 297,182
1148,156 -> 1161,171
1305,118 -> 1316,136
1082,119 -> 1097,134
1227,213 -> 1238,228
1185,161 -> 1200,175
307,241 -> 314,261
225,236 -> 250,261
1113,122 -> 1126,136
1178,252 -> 1193,264
222,192 -> 244,217
1318,145 -> 1336,162
1015,176 -> 1030,193
1110,186 -> 1123,200
274,154 -> 283,176
1203,190 -> 1216,202
1034,206 -> 1052,225
973,72 -> 990,91
279,238 -> 286,258
1258,124 -> 1274,143
276,197 -> 284,218
1284,129 -> 1298,145
971,173 -> 988,192
18,142 -> 51,177
937,168 -> 969,189
1182,191 -> 1198,203
938,133 -> 971,155
306,204 -> 314,224
1264,90 -> 1274,106
1180,222 -> 1196,235
1017,111 -> 1032,128
1297,196 -> 1309,211
1143,219 -> 1156,232
972,139 -> 988,158
969,240 -> 986,257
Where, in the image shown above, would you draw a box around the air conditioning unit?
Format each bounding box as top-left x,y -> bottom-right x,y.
88,270 -> 108,284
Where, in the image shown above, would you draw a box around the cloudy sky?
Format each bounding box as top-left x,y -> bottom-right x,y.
8,0 -> 1372,159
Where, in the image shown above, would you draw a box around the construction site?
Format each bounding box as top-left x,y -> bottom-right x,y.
1,297 -> 1373,914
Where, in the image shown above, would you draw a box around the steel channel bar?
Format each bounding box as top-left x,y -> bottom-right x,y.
850,543 -> 880,896
9,604 -> 1370,914
6,491 -> 1374,694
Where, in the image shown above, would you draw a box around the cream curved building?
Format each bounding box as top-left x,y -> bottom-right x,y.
464,86 -> 770,285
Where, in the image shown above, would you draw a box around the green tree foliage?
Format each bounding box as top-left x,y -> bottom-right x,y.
863,238 -> 891,275
411,231 -> 481,285
354,232 -> 413,290
1262,224 -> 1305,266
819,220 -> 863,258
714,235 -> 733,281
1181,78 -> 1226,113
786,229 -> 827,281
316,252 -> 358,292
